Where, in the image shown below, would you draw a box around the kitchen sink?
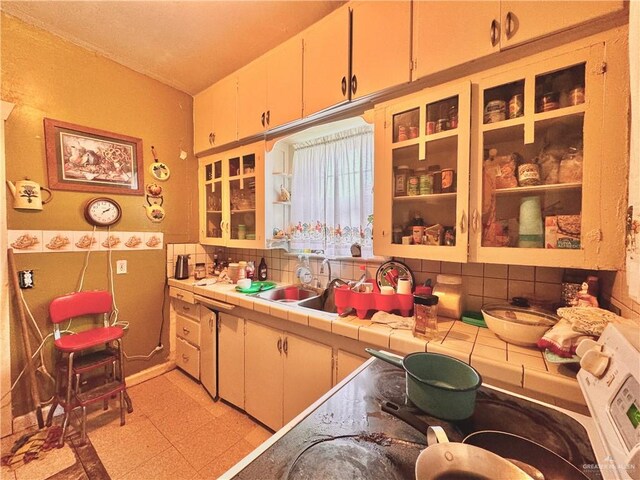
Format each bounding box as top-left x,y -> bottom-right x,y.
296,295 -> 338,314
254,285 -> 321,303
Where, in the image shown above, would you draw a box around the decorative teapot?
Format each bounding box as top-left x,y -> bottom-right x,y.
7,179 -> 52,210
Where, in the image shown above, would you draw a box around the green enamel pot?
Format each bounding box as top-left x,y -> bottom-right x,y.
366,349 -> 482,421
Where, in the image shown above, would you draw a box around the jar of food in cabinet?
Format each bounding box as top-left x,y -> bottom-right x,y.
394,166 -> 411,197
407,173 -> 420,196
441,168 -> 455,193
433,274 -> 463,319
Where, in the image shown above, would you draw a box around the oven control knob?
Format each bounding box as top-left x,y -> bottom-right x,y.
579,349 -> 610,378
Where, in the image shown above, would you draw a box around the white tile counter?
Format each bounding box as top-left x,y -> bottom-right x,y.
168,277 -> 588,413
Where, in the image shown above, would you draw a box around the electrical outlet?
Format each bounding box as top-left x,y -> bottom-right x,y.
116,260 -> 127,274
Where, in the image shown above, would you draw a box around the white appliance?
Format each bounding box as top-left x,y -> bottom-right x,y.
578,322 -> 640,480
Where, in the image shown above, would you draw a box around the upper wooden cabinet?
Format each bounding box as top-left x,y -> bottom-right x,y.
237,34 -> 303,139
412,1 -> 501,80
499,1 -> 625,49
350,0 -> 412,100
412,0 -> 625,82
302,6 -> 351,117
193,74 -> 237,154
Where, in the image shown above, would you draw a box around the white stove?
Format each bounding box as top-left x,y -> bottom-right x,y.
578,322 -> 640,480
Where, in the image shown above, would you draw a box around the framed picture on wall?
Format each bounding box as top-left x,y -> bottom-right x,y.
44,118 -> 144,195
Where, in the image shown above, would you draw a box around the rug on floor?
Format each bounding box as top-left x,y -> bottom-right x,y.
1,426 -> 63,469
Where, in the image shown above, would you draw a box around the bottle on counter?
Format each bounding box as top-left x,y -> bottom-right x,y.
246,261 -> 255,280
413,294 -> 439,340
258,257 -> 268,281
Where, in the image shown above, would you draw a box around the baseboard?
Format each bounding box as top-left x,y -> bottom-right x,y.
9,360 -> 177,434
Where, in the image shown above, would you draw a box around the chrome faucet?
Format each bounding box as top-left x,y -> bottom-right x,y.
320,258 -> 332,286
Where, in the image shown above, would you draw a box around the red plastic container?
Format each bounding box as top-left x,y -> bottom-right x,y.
334,285 -> 414,318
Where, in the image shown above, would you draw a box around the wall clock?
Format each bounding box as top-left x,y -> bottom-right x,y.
84,197 -> 122,227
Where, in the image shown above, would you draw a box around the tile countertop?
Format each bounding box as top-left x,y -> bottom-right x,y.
168,278 -> 588,414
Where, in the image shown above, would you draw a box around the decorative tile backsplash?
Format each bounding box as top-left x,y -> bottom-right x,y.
166,244 -> 582,315
9,230 -> 164,253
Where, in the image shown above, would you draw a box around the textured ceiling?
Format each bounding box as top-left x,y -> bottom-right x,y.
1,1 -> 346,95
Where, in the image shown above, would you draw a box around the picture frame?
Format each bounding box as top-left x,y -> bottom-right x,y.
44,118 -> 144,195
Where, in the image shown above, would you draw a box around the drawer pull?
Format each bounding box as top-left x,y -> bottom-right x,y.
182,306 -> 190,311
182,327 -> 190,335
490,19 -> 499,47
176,293 -> 184,299
283,337 -> 288,356
182,354 -> 189,362
277,338 -> 283,354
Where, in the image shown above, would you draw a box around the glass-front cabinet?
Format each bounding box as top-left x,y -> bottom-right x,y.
199,141 -> 265,247
374,82 -> 471,262
470,44 -> 618,268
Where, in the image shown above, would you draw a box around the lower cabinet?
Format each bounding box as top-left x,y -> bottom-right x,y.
218,313 -> 245,408
200,308 -> 218,398
245,321 -> 333,430
335,349 -> 368,384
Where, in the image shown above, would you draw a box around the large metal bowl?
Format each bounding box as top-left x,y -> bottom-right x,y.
481,304 -> 558,346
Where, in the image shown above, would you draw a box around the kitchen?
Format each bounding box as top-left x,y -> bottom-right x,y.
1,1 -> 639,479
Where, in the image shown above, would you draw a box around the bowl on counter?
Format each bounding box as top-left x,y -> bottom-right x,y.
481,304 -> 558,346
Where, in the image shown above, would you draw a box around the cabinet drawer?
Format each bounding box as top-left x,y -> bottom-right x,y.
176,337 -> 200,379
169,286 -> 196,304
173,299 -> 200,321
177,314 -> 201,347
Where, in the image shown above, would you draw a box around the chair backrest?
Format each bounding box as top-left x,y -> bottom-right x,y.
49,290 -> 113,324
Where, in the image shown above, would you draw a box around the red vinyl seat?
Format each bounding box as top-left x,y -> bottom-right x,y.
47,290 -> 131,445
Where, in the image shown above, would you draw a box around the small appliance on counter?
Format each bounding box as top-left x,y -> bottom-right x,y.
174,254 -> 190,279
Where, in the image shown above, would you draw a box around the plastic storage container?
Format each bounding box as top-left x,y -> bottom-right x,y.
433,274 -> 463,319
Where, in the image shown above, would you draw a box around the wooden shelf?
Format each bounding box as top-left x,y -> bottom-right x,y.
481,116 -> 525,133
424,127 -> 459,142
533,103 -> 586,122
494,182 -> 582,196
206,210 -> 223,214
393,192 -> 457,202
231,208 -> 256,214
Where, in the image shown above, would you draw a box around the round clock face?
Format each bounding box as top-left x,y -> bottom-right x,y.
84,197 -> 122,226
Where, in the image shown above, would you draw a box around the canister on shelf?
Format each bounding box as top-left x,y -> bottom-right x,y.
407,174 -> 420,196
416,167 -> 431,195
448,104 -> 458,129
541,92 -> 560,111
441,168 -> 455,193
412,225 -> 426,245
509,94 -> 524,118
394,165 -> 410,196
484,100 -> 506,124
238,224 -> 247,240
409,126 -> 419,139
392,226 -> 403,244
436,118 -> 449,133
517,158 -> 541,186
413,294 -> 439,340
398,125 -> 408,142
569,86 -> 585,106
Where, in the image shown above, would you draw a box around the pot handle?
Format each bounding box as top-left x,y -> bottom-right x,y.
365,348 -> 403,369
381,401 -> 450,445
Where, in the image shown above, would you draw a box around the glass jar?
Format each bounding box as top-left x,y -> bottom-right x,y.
394,166 -> 411,197
413,294 -> 439,340
407,173 -> 420,196
194,263 -> 206,280
238,224 -> 247,240
433,274 -> 463,319
417,168 -> 432,195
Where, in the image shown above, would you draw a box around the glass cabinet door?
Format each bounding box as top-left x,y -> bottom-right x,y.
228,153 -> 257,242
472,46 -> 605,267
374,82 -> 470,262
204,158 -> 224,243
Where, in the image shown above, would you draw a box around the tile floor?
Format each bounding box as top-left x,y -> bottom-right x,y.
1,369 -> 272,480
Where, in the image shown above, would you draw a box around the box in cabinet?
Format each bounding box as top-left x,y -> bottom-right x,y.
545,216 -> 558,249
556,215 -> 581,249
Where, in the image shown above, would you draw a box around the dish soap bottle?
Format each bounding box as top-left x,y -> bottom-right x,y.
257,257 -> 268,281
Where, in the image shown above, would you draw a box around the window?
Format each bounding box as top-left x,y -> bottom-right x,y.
284,122 -> 374,257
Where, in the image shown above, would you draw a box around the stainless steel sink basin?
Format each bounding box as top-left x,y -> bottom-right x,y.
254,285 -> 321,303
297,295 -> 338,313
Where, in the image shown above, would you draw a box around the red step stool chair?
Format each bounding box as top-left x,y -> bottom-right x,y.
46,290 -> 132,445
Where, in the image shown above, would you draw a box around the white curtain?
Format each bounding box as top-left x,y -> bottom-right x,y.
290,126 -> 373,257
628,1 -> 639,301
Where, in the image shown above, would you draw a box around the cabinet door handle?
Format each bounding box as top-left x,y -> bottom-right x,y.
277,337 -> 283,354
351,75 -> 358,95
266,110 -> 270,126
505,11 -> 514,39
472,209 -> 479,233
211,132 -> 216,144
208,133 -> 213,145
283,337 -> 288,356
341,76 -> 347,96
490,19 -> 499,47
459,210 -> 467,234
182,354 -> 189,362
261,112 -> 265,127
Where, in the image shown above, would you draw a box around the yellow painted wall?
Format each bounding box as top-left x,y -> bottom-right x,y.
2,13 -> 198,417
